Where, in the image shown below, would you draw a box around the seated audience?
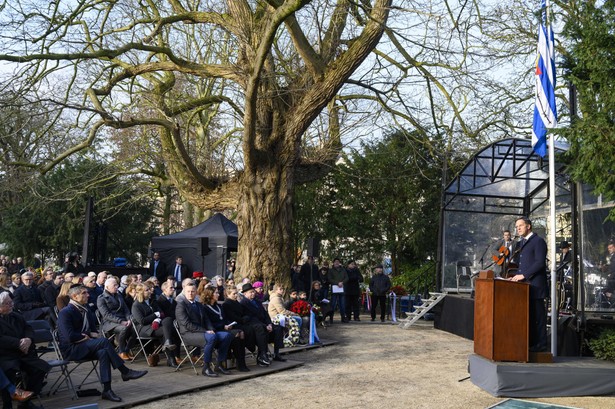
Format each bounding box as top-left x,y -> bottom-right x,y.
268,284 -> 304,345
13,272 -> 49,321
157,280 -> 182,366
284,289 -> 298,309
240,283 -> 286,365
8,274 -> 20,294
97,277 -> 136,360
222,286 -> 258,357
213,276 -> 226,301
175,281 -> 233,377
55,282 -> 73,312
57,285 -> 147,402
0,292 -> 50,409
201,286 -> 249,372
131,283 -> 177,366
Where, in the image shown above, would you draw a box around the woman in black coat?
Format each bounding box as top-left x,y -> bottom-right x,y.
131,283 -> 177,366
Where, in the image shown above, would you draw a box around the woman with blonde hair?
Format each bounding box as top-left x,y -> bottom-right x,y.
56,281 -> 73,311
131,283 -> 177,367
8,273 -> 20,294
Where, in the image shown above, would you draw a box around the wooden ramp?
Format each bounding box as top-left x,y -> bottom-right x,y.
44,340 -> 335,409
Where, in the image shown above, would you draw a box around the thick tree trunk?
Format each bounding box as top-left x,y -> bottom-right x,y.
235,162 -> 294,289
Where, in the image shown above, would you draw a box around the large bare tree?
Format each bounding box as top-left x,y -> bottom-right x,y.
0,0 -> 391,284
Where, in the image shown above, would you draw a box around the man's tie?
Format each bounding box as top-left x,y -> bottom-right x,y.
175,265 -> 181,282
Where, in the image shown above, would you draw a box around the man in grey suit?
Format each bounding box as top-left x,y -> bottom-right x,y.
510,217 -> 548,352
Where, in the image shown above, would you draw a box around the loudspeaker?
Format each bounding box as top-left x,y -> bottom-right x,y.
306,237 -> 320,258
198,237 -> 209,256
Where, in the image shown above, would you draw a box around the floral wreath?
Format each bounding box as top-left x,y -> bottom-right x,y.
271,314 -> 300,347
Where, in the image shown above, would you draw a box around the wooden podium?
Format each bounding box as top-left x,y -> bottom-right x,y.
474,271 -> 529,362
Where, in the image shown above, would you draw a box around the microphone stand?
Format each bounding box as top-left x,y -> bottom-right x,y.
479,244 -> 491,270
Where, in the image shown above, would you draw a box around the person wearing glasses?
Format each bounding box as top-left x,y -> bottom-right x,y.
12,272 -> 50,321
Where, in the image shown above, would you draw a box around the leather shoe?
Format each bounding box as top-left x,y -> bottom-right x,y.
256,357 -> 269,367
272,354 -> 287,362
237,366 -> 251,372
162,339 -> 176,351
175,357 -> 183,365
121,369 -> 148,381
202,366 -> 218,377
118,352 -> 131,361
257,353 -> 270,365
214,363 -> 231,375
101,390 -> 122,402
11,388 -> 34,402
146,353 -> 160,367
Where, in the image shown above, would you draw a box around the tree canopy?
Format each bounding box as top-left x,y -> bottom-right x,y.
561,0 -> 615,217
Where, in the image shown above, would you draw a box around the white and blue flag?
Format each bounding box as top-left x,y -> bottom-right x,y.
532,0 -> 557,157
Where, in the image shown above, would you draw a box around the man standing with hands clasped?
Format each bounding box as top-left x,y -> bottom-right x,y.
509,217 -> 548,353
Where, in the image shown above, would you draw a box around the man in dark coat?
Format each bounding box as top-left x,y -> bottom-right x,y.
148,252 -> 168,283
344,260 -> 364,322
96,277 -> 135,360
0,292 -> 50,409
43,272 -> 64,309
299,256 -> 319,295
57,285 -> 147,403
369,264 -> 391,322
240,283 -> 285,365
12,272 -> 49,321
510,217 -> 548,352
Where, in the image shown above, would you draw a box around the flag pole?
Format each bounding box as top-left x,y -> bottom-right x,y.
546,0 -> 558,357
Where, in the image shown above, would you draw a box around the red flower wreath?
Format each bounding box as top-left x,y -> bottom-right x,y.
289,300 -> 311,316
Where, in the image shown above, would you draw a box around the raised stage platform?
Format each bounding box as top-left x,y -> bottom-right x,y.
469,354 -> 615,398
433,294 -> 474,340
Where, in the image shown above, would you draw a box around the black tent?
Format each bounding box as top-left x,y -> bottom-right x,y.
150,213 -> 238,279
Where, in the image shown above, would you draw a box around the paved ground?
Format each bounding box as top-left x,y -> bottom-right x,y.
134,316 -> 615,409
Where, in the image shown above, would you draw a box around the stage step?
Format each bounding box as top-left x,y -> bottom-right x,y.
399,292 -> 446,329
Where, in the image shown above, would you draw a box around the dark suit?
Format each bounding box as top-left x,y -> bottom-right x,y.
157,294 -> 180,358
299,262 -> 319,293
13,284 -> 50,321
148,259 -> 168,283
240,297 -> 283,356
517,233 -> 547,349
97,290 -> 135,353
222,299 -> 257,351
0,312 -> 50,399
175,297 -> 232,364
169,263 -> 190,290
57,302 -> 125,384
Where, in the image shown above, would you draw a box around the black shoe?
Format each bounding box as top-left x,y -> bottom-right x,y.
238,366 -> 251,372
529,344 -> 548,353
257,353 -> 271,365
101,390 -> 122,402
272,354 -> 287,362
354,318 -> 360,321
121,368 -> 148,381
166,357 -> 176,367
256,356 -> 270,367
214,364 -> 231,375
202,366 -> 219,377
381,318 -> 385,323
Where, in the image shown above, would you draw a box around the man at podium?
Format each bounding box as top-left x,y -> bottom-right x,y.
509,217 -> 548,352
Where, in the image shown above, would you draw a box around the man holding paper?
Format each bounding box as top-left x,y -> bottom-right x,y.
328,258 -> 349,323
